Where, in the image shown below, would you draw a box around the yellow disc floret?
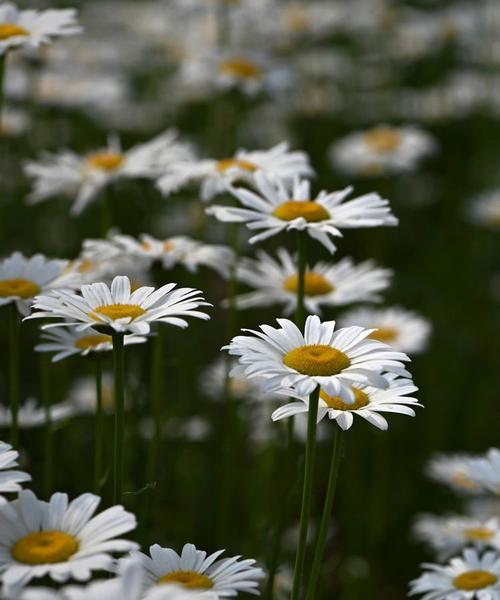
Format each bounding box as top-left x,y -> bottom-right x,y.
368,327 -> 398,343
91,304 -> 146,322
464,527 -> 494,541
12,531 -> 79,565
159,571 -> 214,589
219,58 -> 261,80
283,272 -> 334,296
216,158 -> 257,173
363,127 -> 402,153
0,278 -> 40,299
283,344 -> 350,376
86,152 -> 125,171
0,24 -> 29,40
75,334 -> 112,350
273,201 -> 330,222
453,570 -> 498,591
320,387 -> 369,411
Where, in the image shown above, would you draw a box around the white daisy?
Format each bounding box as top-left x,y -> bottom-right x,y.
338,306 -> 431,354
272,374 -> 420,430
0,3 -> 81,56
207,172 -> 397,253
232,248 -> 392,314
426,453 -> 484,495
409,549 -> 500,599
129,542 -> 264,597
330,124 -> 437,177
0,106 -> 30,138
225,314 -> 411,403
26,275 -> 211,335
0,398 -> 73,429
35,327 -> 147,362
157,142 -> 313,202
24,130 -> 193,215
414,515 -> 500,559
0,252 -> 82,316
64,374 -> 116,416
467,191 -> 500,230
0,442 -> 30,496
0,489 -> 138,596
468,449 -> 500,496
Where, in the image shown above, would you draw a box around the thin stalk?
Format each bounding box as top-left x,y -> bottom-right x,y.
305,429 -> 344,600
8,303 -> 19,448
41,354 -> 52,496
112,332 -> 125,504
291,385 -> 320,600
147,327 -> 164,484
295,231 -> 307,328
0,53 -> 6,127
94,355 -> 104,493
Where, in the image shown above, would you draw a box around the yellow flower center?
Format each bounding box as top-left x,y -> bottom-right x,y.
273,201 -> 330,222
283,272 -> 334,296
453,570 -> 498,591
283,344 -> 350,376
452,472 -> 481,492
464,527 -> 495,541
0,278 -> 40,299
320,387 -> 369,410
0,24 -> 29,40
90,304 -> 146,322
219,58 -> 261,80
75,334 -> 112,350
285,5 -> 310,32
159,571 -> 214,589
163,240 -> 175,252
363,127 -> 402,153
86,152 -> 125,171
216,158 -> 257,174
368,327 -> 398,343
12,531 -> 79,565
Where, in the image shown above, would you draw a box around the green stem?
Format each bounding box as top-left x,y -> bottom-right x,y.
291,385 -> 320,600
41,354 -> 52,497
8,303 -> 19,448
295,231 -> 307,328
0,53 -> 6,128
305,429 -> 344,600
147,327 -> 164,483
94,356 -> 104,494
112,332 -> 125,504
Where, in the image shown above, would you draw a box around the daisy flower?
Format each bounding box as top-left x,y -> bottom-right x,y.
35,327 -> 147,362
65,374 -> 116,415
0,489 -> 137,596
232,248 -> 392,314
339,306 -> 431,354
330,124 -> 437,177
27,275 -> 211,336
467,191 -> 500,230
0,398 -> 73,428
0,252 -> 82,316
414,515 -> 500,559
409,549 -> 500,599
225,314 -> 411,402
207,172 -> 397,253
426,453 -> 484,495
272,374 -> 420,430
24,130 -> 193,215
468,449 -> 500,495
0,3 -> 81,56
129,542 -> 264,597
0,441 -> 30,496
157,142 -> 313,202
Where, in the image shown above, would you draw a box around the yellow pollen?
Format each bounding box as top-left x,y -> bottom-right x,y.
216,158 -> 257,174
283,344 -> 350,376
363,127 -> 402,153
159,571 -> 214,589
368,327 -> 398,343
90,304 -> 146,322
283,272 -> 334,296
273,201 -> 330,222
219,58 -> 261,80
452,472 -> 481,492
285,5 -> 310,32
0,24 -> 29,40
75,334 -> 111,350
453,570 -> 498,591
163,240 -> 175,252
12,531 -> 79,565
86,152 -> 125,171
320,387 -> 369,411
0,278 -> 40,299
464,527 -> 494,541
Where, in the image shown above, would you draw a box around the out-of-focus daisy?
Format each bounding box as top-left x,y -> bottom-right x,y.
0,398 -> 73,428
0,441 -> 30,496
0,252 -> 82,316
414,515 -> 500,559
277,2 -> 342,39
468,191 -> 500,230
0,489 -> 137,595
27,275 -> 211,335
0,3 -> 81,56
157,142 -> 313,202
0,106 -> 30,137
35,327 -> 147,362
24,130 -> 193,215
232,248 -> 392,314
208,173 -> 397,253
426,453 -> 484,495
469,449 -> 500,495
129,542 -> 264,597
225,314 -> 411,402
65,374 -> 115,415
339,306 -> 431,354
272,374 -> 420,431
467,499 -> 500,521
330,124 -> 437,177
409,549 -> 500,599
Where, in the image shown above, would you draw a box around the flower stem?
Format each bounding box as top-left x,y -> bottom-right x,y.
94,355 -> 104,494
112,332 -> 125,504
291,385 -> 320,600
0,53 -> 6,127
8,303 -> 19,448
295,230 -> 307,328
41,354 -> 52,497
147,327 -> 164,484
305,428 -> 344,600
